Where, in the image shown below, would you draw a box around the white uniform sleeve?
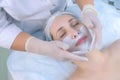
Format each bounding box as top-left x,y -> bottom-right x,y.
0,8 -> 22,49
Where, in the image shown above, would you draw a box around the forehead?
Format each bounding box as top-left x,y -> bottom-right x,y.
50,14 -> 75,34
51,14 -> 74,27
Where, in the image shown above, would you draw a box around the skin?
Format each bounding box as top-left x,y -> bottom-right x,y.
50,14 -> 92,51
10,0 -> 94,51
50,15 -> 89,41
75,0 -> 94,10
50,15 -> 79,40
49,14 -> 120,80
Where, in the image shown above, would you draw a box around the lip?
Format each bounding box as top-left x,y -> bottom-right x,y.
75,36 -> 87,46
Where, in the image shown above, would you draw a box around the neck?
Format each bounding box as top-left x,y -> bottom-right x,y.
74,48 -> 108,76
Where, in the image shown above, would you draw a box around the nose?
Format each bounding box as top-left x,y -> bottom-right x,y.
69,29 -> 80,39
72,32 -> 80,38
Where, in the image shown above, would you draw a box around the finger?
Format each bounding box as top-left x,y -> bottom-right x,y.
92,27 -> 102,49
95,20 -> 102,43
64,52 -> 88,62
54,41 -> 70,50
82,18 -> 94,28
72,51 -> 88,55
96,29 -> 102,49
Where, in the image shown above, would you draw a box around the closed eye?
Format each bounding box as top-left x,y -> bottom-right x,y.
60,31 -> 67,38
72,22 -> 79,28
69,18 -> 80,28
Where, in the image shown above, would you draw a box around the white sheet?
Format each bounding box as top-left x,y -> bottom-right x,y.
8,51 -> 76,80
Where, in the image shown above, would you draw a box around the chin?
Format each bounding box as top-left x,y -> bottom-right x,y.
74,40 -> 91,51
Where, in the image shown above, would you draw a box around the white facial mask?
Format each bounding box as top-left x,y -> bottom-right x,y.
62,26 -> 95,54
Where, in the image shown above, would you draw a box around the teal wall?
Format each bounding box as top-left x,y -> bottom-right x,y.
0,47 -> 9,80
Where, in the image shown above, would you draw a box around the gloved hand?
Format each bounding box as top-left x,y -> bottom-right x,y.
82,5 -> 102,47
25,37 -> 88,62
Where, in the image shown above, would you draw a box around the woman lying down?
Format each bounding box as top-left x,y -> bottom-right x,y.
44,12 -> 120,80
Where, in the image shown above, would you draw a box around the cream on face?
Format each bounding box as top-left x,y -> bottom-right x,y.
62,25 -> 93,52
50,14 -> 95,52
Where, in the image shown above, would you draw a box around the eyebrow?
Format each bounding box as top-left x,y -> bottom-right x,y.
69,18 -> 74,23
56,18 -> 75,38
56,26 -> 63,36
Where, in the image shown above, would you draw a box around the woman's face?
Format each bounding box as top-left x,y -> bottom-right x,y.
50,15 -> 92,51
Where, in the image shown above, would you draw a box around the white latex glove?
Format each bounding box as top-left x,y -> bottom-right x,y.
82,5 -> 102,47
25,37 -> 88,62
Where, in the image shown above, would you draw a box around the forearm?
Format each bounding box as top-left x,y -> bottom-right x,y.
10,32 -> 31,51
75,0 -> 94,10
10,31 -> 47,54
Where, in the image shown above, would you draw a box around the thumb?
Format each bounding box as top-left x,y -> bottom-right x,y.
55,41 -> 70,50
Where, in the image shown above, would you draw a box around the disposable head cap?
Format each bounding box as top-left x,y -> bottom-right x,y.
44,11 -> 78,41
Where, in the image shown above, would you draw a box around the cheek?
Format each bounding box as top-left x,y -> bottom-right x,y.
50,29 -> 57,40
85,28 -> 91,38
86,29 -> 93,41
87,31 -> 91,38
74,25 -> 81,31
76,24 -> 84,30
50,25 -> 60,40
